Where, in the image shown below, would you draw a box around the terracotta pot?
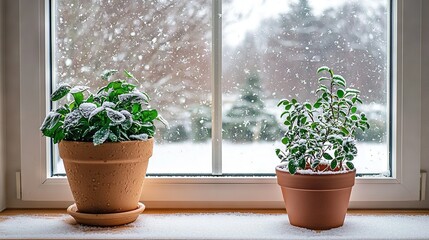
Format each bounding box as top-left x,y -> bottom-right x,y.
59,139 -> 153,214
276,166 -> 356,230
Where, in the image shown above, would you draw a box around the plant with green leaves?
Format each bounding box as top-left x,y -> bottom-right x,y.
275,66 -> 369,174
40,70 -> 168,145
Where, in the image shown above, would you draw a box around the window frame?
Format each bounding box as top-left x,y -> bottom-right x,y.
19,0 -> 421,207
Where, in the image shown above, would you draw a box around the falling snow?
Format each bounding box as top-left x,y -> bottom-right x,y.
53,0 -> 389,175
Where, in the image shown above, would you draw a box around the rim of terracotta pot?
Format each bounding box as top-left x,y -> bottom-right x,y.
59,138 -> 154,163
275,163 -> 356,190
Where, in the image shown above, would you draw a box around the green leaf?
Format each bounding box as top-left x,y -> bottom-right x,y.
356,97 -> 363,104
334,149 -> 339,157
291,98 -> 297,104
300,116 -> 307,125
101,69 -> 118,81
316,86 -> 328,94
88,107 -> 105,121
108,80 -> 123,90
335,81 -> 346,87
311,160 -> 320,169
40,112 -> 62,136
304,103 -> 312,110
285,104 -> 293,111
340,126 -> 350,136
281,137 -> 289,145
298,158 -> 306,169
322,92 -> 329,101
346,154 -> 355,161
323,152 -> 333,160
330,159 -> 338,169
93,127 -> 110,145
346,88 -> 360,94
318,77 -> 330,82
365,122 -> 370,129
280,111 -> 288,118
78,102 -> 97,118
130,133 -> 149,141
288,161 -> 297,174
284,120 -> 291,126
71,92 -> 84,106
311,122 -> 318,130
337,89 -> 345,98
351,114 -> 359,121
346,161 -> 355,170
156,115 -> 169,128
332,75 -> 346,83
53,127 -> 65,144
86,94 -> 94,103
109,132 -> 118,142
141,109 -> 158,122
106,108 -> 126,124
344,98 -> 353,106
56,106 -> 70,115
277,99 -> 290,107
51,84 -> 71,101
70,86 -> 89,94
118,92 -> 149,105
317,66 -> 330,74
124,70 -> 135,79
314,102 -> 322,108
351,106 -> 357,113
132,103 -> 141,114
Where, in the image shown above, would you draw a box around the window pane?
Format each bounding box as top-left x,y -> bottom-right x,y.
222,0 -> 389,174
52,0 -> 212,175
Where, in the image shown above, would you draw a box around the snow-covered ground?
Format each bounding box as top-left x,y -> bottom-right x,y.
55,142 -> 388,175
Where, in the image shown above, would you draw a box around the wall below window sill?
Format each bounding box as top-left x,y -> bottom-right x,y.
0,209 -> 428,240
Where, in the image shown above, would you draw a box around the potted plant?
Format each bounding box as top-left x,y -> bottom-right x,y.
275,66 -> 369,230
40,70 -> 167,226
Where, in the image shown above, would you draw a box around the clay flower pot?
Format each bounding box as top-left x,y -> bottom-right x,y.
276,166 -> 356,230
59,139 -> 153,220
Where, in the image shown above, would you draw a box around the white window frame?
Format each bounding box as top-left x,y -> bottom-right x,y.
19,0 -> 421,208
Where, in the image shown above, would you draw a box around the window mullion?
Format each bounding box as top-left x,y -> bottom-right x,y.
211,0 -> 222,175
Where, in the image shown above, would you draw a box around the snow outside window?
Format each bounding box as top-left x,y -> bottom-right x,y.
51,0 -> 390,176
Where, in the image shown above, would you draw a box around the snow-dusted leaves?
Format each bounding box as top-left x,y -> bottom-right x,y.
40,70 -> 168,145
130,133 -> 149,141
70,86 -> 89,94
276,66 -> 369,174
50,84 -> 71,101
118,92 -> 149,105
79,103 -> 97,118
63,110 -> 82,130
93,127 -> 110,145
40,112 -> 62,135
120,110 -> 133,130
106,108 -> 126,124
88,107 -> 105,121
102,101 -> 116,108
101,69 -> 118,81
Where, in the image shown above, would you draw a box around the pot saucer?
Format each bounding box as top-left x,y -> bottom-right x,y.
67,202 -> 145,227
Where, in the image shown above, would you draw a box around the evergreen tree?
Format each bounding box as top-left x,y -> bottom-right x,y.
223,73 -> 280,142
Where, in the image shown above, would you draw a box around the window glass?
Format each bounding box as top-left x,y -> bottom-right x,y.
222,0 -> 389,174
52,0 -> 212,174
52,0 -> 389,176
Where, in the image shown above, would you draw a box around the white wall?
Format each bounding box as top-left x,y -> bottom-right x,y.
0,0 -> 6,211
2,0 -> 429,209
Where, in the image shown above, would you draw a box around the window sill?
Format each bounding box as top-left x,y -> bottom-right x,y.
0,209 -> 428,239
